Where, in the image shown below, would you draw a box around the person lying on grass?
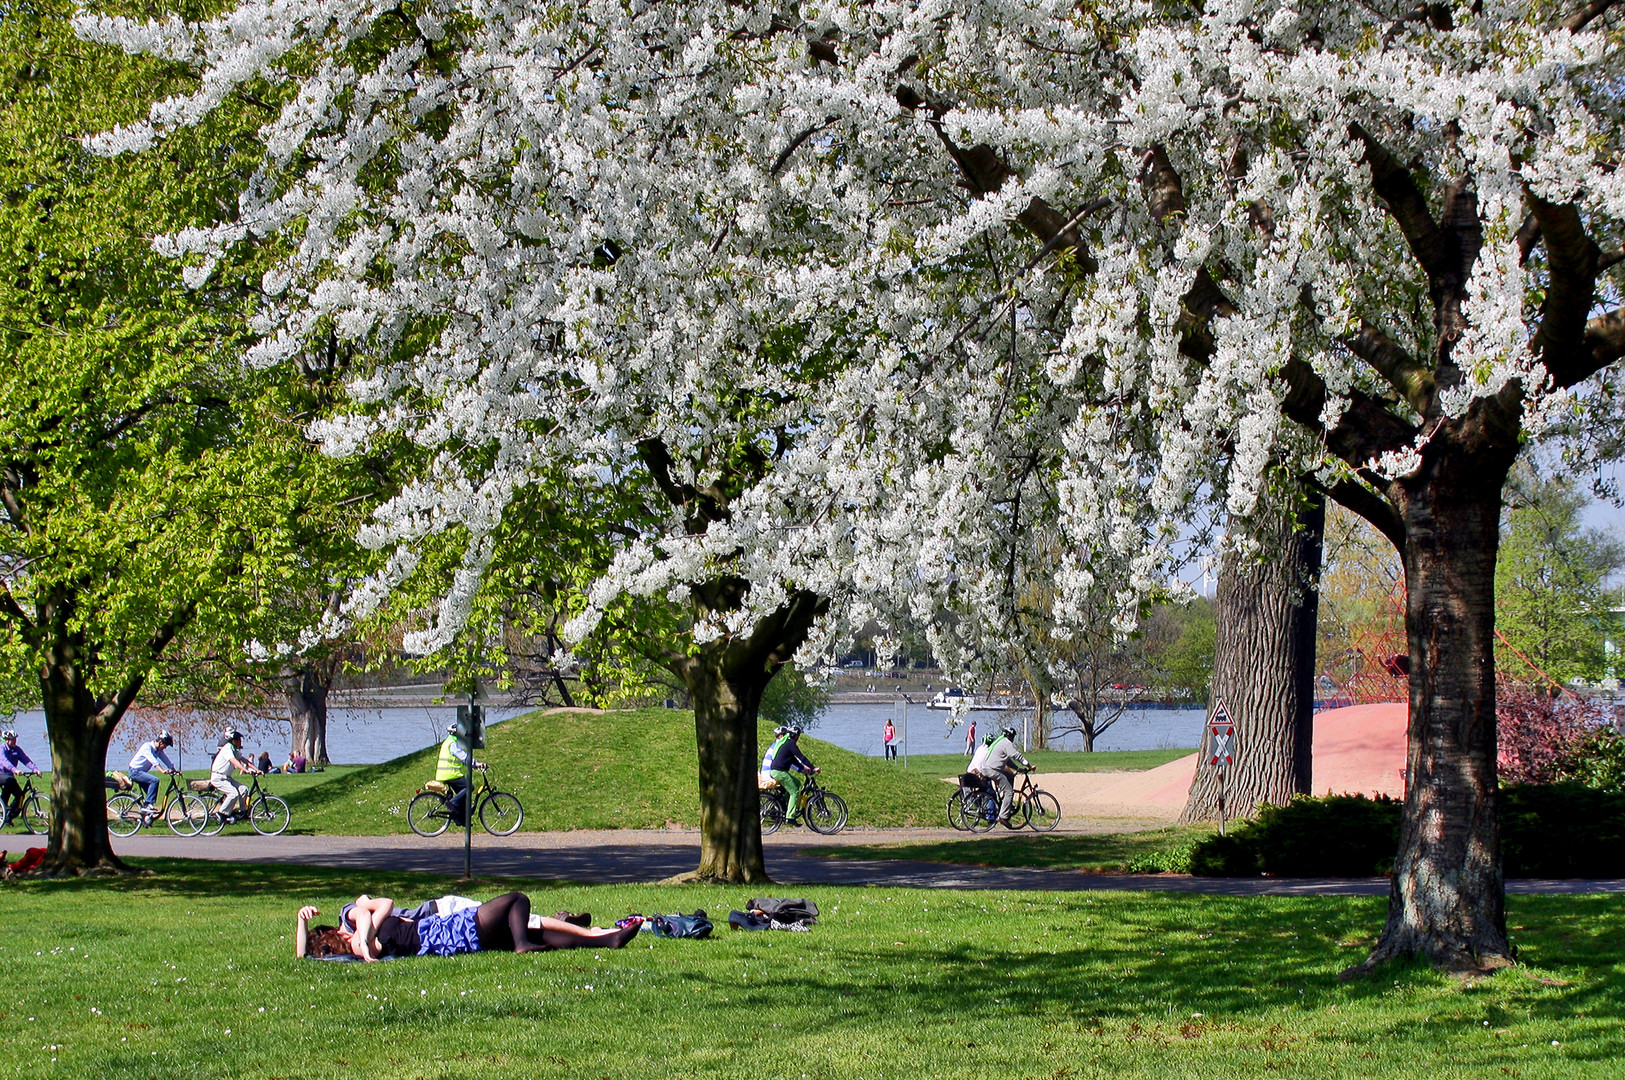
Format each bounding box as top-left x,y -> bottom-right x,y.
296,892 -> 642,960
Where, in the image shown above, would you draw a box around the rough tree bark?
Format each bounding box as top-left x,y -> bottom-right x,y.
1180,491 -> 1324,824
286,665 -> 332,766
667,584 -> 827,883
1359,441 -> 1516,971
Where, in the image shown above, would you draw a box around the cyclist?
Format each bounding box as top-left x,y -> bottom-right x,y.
127,730 -> 180,818
764,724 -> 818,826
210,728 -> 262,823
1,729 -> 42,827
434,722 -> 484,827
973,724 -> 1032,825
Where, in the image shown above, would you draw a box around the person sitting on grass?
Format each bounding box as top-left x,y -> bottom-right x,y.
296,893 -> 641,960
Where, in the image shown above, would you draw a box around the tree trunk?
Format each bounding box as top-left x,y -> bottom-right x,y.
286,667 -> 332,766
666,586 -> 828,884
1180,492 -> 1324,824
1361,455 -> 1513,973
38,636 -> 129,875
682,653 -> 773,883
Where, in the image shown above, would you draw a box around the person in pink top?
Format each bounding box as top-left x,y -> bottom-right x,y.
882,718 -> 897,762
964,719 -> 977,756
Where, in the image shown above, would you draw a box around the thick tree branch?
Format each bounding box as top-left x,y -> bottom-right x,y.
92,601 -> 196,729
1141,145 -> 1187,222
1344,320 -> 1434,412
1280,358 -> 1421,471
1314,476 -> 1407,555
1584,307 -> 1625,371
1349,123 -> 1452,282
1562,0 -> 1622,31
1528,196 -> 1601,387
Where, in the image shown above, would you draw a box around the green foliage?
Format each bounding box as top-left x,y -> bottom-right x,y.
1495,473 -> 1625,685
1145,596 -> 1218,702
282,707 -> 950,833
4,861 -> 1624,1079
1189,795 -> 1404,877
1189,787 -> 1625,877
758,663 -> 830,731
1501,784 -> 1625,878
1565,729 -> 1625,792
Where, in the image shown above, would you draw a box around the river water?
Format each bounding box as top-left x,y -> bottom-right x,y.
4,702 -> 1202,767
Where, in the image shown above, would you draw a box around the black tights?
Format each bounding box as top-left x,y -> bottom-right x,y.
474,892 -> 640,952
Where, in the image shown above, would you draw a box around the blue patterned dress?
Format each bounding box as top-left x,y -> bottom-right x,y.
415,906 -> 483,956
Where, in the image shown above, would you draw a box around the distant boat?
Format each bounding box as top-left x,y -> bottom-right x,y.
924,688 -> 1025,712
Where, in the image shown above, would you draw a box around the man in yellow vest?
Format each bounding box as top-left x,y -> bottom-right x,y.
435,722 -> 484,826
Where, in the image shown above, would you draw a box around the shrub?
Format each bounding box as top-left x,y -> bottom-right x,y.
1501,783 -> 1625,876
1125,841 -> 1197,874
1188,786 -> 1625,877
1190,794 -> 1403,877
1499,686 -> 1625,789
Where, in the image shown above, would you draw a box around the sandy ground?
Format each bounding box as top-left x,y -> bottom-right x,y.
1033,702 -> 1409,823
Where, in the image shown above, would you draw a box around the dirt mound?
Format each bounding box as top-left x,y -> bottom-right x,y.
1042,702 -> 1409,821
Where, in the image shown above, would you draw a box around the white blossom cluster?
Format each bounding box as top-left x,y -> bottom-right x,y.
81,0 -> 1625,673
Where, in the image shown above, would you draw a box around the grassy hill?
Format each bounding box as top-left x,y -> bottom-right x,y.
282,707 -> 954,835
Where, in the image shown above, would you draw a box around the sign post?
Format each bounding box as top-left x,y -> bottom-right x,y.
456,694 -> 486,880
1207,698 -> 1236,836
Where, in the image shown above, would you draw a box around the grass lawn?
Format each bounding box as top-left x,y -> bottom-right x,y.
274,709 -> 952,835
896,748 -> 1193,775
2,860 -> 1622,1079
805,826 -> 1216,872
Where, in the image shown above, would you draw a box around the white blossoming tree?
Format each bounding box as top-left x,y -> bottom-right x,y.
857,0 -> 1625,971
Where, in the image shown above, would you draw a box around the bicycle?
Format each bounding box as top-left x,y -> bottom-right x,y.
195,774 -> 291,836
759,772 -> 848,835
106,772 -> 208,837
408,765 -> 524,837
1,773 -> 49,834
949,770 -> 1061,832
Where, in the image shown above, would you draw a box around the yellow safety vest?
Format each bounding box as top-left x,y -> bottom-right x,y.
435,736 -> 468,782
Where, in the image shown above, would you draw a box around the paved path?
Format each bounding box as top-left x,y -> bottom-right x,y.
111,829 -> 1625,896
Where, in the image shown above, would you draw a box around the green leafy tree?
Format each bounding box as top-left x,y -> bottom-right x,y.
1496,475 -> 1625,686
0,0 -> 340,874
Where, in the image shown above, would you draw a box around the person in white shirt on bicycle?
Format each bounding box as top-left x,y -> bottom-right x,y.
210,728 -> 262,823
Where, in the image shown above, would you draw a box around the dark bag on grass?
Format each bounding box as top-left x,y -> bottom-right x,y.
650,910 -> 713,939
745,897 -> 818,924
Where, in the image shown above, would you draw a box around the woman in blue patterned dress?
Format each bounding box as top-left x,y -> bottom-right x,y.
297,892 -> 642,960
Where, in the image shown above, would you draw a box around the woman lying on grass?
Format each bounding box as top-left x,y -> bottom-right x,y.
296,892 -> 643,960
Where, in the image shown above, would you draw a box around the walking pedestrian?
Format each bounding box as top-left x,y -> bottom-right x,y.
964,719 -> 976,756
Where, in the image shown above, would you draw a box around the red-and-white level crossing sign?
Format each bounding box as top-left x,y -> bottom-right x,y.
1208,699 -> 1235,769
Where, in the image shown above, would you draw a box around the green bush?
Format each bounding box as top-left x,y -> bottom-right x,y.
1125,841 -> 1197,874
1190,794 -> 1402,877
1501,783 -> 1625,876
1188,785 -> 1625,877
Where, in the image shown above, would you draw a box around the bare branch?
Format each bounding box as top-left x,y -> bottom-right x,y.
1562,0 -> 1622,31
1314,476 -> 1406,556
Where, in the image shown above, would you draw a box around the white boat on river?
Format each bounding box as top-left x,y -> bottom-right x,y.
924,688 -> 1028,712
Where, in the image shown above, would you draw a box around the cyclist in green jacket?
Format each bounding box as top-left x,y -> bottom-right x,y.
434,723 -> 484,826
764,725 -> 818,825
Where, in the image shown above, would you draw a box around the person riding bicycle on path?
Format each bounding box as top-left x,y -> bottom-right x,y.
962,730 -> 998,796
210,728 -> 262,823
127,731 -> 179,817
434,722 -> 484,827
973,725 -> 1033,826
765,725 -> 818,826
2,729 -> 42,827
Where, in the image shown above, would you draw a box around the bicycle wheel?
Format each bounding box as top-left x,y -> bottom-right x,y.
1025,790 -> 1062,832
966,789 -> 998,833
804,791 -> 848,835
106,794 -> 143,837
249,794 -> 291,836
1003,794 -> 1032,830
198,793 -> 228,836
946,790 -> 969,831
168,794 -> 209,837
479,791 -> 524,836
21,793 -> 49,835
408,792 -> 451,837
759,792 -> 785,835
